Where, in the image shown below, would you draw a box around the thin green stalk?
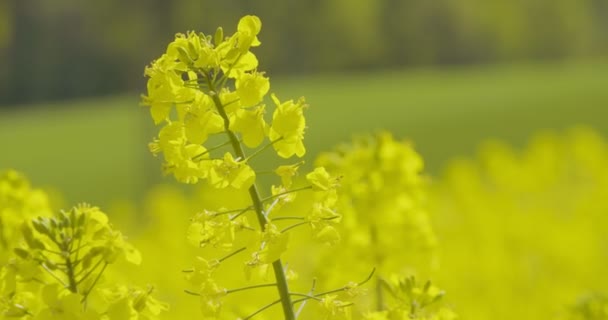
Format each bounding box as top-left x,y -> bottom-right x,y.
272,216 -> 306,221
295,279 -> 317,318
260,186 -> 313,203
41,263 -> 68,288
212,206 -> 253,218
281,221 -> 309,233
184,289 -> 200,296
229,206 -> 254,221
227,283 -> 277,294
242,298 -> 283,320
192,139 -> 232,161
81,262 -> 107,303
207,74 -> 296,320
184,283 -> 278,296
245,137 -> 284,162
218,247 -> 247,263
76,258 -> 104,284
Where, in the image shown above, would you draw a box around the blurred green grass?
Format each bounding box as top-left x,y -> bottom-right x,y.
1,61 -> 607,205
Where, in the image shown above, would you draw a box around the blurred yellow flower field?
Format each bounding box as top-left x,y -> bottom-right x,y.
2,12 -> 608,320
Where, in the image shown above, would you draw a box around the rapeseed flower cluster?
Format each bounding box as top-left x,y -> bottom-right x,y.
143,15 -> 306,186
313,133 -> 454,319
0,172 -> 166,319
142,15 -> 352,319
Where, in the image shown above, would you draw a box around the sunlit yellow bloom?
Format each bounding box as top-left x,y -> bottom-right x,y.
230,105 -> 267,148
236,15 -> 262,52
235,72 -> 270,107
208,153 -> 256,189
269,94 -> 307,158
183,93 -> 224,144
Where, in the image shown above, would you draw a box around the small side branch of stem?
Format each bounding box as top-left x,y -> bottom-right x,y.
260,186 -> 313,203
218,247 -> 247,263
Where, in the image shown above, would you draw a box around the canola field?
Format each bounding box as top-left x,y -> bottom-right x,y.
1,21 -> 608,318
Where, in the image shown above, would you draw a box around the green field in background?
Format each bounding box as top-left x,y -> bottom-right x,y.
1,61 -> 607,205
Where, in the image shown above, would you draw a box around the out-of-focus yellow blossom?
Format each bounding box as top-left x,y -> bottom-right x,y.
0,172 -> 166,319
198,278 -> 226,318
102,285 -> 169,320
306,167 -> 335,192
360,276 -> 457,320
187,210 -> 243,250
0,170 -> 51,264
37,284 -> 100,319
432,127 -> 608,320
314,132 -> 438,316
319,294 -> 353,320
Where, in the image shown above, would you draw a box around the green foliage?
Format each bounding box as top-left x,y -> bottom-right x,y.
4,0 -> 608,104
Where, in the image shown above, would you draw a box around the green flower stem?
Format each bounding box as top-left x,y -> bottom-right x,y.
192,139 -> 233,161
207,75 -> 296,320
40,262 -> 68,288
218,246 -> 247,263
76,258 -> 104,284
64,253 -> 78,293
272,216 -> 306,221
226,283 -> 277,294
295,279 -> 316,318
245,137 -> 284,162
281,221 -> 309,234
289,293 -> 322,302
243,269 -> 376,320
184,289 -> 200,296
81,262 -> 108,303
260,186 -> 313,203
229,207 -> 254,221
242,298 -> 283,320
212,206 -> 253,218
185,283 -> 278,297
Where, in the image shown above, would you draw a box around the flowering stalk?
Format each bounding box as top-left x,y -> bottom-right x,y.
208,78 -> 296,319
142,15 -> 348,319
0,176 -> 167,319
